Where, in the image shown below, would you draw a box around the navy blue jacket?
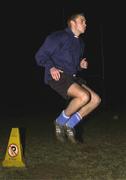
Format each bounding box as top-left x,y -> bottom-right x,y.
35,27 -> 86,84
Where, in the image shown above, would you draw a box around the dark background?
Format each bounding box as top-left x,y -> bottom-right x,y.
1,1 -> 125,117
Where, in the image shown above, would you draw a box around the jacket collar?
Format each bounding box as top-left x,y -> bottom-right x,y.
65,27 -> 77,38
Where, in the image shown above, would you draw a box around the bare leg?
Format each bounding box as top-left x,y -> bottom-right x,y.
64,83 -> 101,118
64,83 -> 91,116
78,84 -> 101,118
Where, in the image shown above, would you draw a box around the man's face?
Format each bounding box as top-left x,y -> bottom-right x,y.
73,15 -> 87,34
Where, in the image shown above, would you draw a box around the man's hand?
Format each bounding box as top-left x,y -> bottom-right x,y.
50,67 -> 63,81
80,58 -> 88,69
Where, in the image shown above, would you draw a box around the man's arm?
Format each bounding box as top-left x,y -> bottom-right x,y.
35,35 -> 57,70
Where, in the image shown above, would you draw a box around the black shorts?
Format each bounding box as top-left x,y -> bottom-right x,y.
48,73 -> 86,99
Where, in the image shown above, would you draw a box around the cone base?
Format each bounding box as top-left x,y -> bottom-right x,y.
2,160 -> 26,167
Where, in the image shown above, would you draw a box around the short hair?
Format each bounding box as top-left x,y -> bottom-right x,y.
67,12 -> 85,27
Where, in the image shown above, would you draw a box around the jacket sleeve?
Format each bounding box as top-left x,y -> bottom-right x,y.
35,35 -> 57,70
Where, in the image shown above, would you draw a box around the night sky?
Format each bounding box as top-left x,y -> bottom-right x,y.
1,1 -> 125,117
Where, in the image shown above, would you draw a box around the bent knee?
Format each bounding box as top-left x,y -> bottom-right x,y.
92,94 -> 101,106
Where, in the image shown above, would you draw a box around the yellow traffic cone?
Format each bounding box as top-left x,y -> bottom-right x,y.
2,128 -> 26,167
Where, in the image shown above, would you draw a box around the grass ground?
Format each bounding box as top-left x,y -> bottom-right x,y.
0,107 -> 126,180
